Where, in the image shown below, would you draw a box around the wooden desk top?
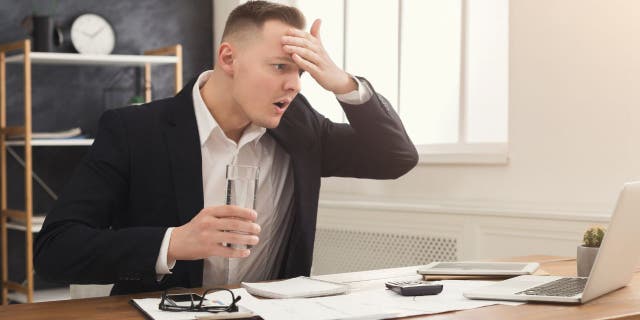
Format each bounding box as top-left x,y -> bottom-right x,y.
1,255 -> 639,320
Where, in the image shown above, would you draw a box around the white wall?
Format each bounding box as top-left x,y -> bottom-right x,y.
317,0 -> 640,259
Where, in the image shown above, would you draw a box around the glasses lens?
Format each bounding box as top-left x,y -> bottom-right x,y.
160,289 -> 238,313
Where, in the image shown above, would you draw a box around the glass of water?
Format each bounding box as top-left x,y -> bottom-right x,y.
224,164 -> 259,249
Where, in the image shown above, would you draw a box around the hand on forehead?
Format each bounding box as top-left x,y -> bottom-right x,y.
283,19 -> 322,45
280,19 -> 322,67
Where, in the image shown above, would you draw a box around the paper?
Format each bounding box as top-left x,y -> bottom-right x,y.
132,280 -> 521,320
234,288 -> 398,320
131,289 -> 253,320
241,276 -> 349,298
236,280 -> 522,320
344,280 -> 522,317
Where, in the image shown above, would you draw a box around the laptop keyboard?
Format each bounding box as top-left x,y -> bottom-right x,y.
516,278 -> 587,297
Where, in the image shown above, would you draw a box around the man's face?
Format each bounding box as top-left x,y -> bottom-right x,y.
230,20 -> 303,129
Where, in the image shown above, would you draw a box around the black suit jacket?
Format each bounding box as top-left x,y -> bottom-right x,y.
34,78 -> 418,295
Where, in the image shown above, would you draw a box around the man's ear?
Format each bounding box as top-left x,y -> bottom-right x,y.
217,42 -> 235,75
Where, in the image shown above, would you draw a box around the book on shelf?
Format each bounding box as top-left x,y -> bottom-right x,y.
8,214 -> 46,225
8,127 -> 83,139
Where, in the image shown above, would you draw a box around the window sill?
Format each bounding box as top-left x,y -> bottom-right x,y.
417,143 -> 509,165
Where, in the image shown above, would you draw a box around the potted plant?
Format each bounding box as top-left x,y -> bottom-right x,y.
577,226 -> 606,277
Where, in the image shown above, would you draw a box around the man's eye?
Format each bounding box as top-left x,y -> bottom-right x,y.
274,64 -> 286,71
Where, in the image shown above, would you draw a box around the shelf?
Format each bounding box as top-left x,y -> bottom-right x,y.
6,221 -> 42,233
5,52 -> 178,67
8,287 -> 70,303
5,139 -> 94,146
1,41 -> 183,305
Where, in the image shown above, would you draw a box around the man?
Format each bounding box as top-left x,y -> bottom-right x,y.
34,1 -> 417,295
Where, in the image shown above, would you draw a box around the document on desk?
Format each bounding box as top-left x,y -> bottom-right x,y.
131,281 -> 522,320
344,280 -> 522,318
131,289 -> 254,320
242,276 -> 349,298
236,280 -> 522,320
235,288 -> 399,320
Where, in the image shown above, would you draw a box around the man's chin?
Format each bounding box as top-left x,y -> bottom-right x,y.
254,118 -> 282,129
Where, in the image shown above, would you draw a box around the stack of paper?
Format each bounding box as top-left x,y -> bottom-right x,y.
8,127 -> 83,139
235,281 -> 522,320
241,276 -> 349,298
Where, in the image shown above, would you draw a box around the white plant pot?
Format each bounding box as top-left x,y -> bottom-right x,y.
577,245 -> 599,277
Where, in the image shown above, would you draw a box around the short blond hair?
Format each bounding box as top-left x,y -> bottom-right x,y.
222,1 -> 306,42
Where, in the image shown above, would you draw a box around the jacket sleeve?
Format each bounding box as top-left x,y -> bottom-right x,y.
317,78 -> 419,179
34,109 -> 166,285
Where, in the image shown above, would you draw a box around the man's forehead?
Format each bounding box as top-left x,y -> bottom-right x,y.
262,19 -> 302,36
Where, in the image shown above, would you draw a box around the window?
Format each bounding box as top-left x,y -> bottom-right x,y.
295,0 -> 509,164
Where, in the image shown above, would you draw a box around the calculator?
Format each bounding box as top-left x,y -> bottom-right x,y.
385,280 -> 444,296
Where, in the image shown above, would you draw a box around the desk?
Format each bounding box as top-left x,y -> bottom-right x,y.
1,255 -> 639,320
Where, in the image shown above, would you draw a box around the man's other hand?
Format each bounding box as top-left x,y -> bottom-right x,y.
167,205 -> 261,261
282,19 -> 357,94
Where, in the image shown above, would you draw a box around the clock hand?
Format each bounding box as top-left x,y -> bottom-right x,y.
91,26 -> 106,38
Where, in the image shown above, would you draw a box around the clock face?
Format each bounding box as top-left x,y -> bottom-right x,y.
70,13 -> 115,55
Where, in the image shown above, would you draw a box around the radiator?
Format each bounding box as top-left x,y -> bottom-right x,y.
311,228 -> 458,275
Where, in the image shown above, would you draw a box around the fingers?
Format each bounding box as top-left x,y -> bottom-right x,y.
212,232 -> 259,258
221,232 -> 260,247
283,19 -> 322,45
285,27 -> 320,45
282,35 -> 317,51
282,27 -> 325,75
205,205 -> 257,222
291,53 -> 320,75
213,244 -> 251,258
196,206 -> 261,235
310,19 -> 321,39
283,44 -> 321,65
216,217 -> 261,235
171,206 -> 264,261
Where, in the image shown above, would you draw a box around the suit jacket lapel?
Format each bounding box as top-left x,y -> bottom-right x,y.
164,80 -> 204,225
268,95 -> 318,278
163,79 -> 206,288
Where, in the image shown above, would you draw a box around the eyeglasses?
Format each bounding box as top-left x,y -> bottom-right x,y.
159,288 -> 241,313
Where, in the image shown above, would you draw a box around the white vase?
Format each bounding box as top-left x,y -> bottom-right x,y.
577,245 -> 599,277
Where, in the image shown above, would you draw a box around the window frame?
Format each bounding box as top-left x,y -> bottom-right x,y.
216,0 -> 510,165
400,0 -> 509,165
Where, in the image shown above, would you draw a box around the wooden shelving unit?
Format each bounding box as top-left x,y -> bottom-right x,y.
0,39 -> 183,304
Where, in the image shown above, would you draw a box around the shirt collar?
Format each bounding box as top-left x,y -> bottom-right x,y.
192,70 -> 266,147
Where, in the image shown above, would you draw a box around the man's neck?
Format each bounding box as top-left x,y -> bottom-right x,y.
199,70 -> 250,143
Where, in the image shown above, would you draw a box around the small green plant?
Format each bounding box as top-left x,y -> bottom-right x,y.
583,226 -> 606,247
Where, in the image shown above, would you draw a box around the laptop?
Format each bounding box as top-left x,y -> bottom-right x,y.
463,181 -> 640,304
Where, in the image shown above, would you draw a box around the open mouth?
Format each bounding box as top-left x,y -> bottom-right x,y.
273,99 -> 290,110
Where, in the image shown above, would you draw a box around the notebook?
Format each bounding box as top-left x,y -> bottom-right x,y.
241,276 -> 349,299
418,261 -> 539,276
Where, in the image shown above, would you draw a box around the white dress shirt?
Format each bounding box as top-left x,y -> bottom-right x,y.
155,70 -> 372,286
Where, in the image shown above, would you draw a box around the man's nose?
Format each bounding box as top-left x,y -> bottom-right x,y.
284,73 -> 301,93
